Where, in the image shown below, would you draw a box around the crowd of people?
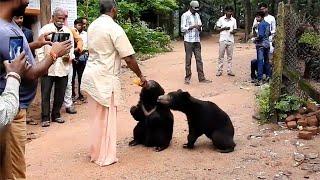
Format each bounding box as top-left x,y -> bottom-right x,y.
0,0 -> 276,179
183,1 -> 276,86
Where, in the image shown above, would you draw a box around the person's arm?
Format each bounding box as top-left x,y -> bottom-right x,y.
0,76 -> 20,127
71,28 -> 83,52
113,28 -> 147,86
0,53 -> 29,127
29,32 -> 53,51
197,14 -> 203,31
252,18 -> 258,34
123,55 -> 145,82
181,14 -> 196,32
216,18 -> 228,32
25,41 -> 72,80
231,19 -> 238,34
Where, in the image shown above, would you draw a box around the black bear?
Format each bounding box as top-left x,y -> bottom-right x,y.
157,89 -> 236,153
129,80 -> 174,152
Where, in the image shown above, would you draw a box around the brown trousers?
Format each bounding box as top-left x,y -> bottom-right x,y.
0,109 -> 27,180
184,42 -> 206,81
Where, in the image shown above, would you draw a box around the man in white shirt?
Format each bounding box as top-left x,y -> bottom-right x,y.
181,0 -> 211,85
252,3 -> 276,53
36,7 -> 75,127
216,6 -> 238,77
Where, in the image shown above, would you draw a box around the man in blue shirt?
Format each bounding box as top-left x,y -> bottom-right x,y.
0,0 -> 72,178
253,11 -> 271,86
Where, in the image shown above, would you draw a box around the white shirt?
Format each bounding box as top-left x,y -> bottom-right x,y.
252,14 -> 276,41
181,10 -> 202,43
80,31 -> 88,50
36,23 -> 75,77
82,15 -> 135,107
216,15 -> 237,43
0,77 -> 20,127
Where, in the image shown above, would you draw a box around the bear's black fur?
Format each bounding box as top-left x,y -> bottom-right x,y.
158,89 -> 236,153
129,80 -> 174,152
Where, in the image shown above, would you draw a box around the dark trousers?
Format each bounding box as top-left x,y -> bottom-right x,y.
41,75 -> 68,122
184,42 -> 205,81
72,61 -> 86,98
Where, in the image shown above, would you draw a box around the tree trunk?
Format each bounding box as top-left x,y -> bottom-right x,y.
40,0 -> 51,27
243,0 -> 251,41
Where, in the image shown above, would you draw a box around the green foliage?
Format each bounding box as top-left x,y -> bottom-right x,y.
77,0 -> 100,23
256,85 -> 306,122
256,85 -> 272,122
122,22 -> 171,54
77,0 -> 174,55
275,94 -> 306,121
299,32 -> 320,50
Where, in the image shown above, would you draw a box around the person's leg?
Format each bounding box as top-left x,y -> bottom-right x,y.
257,47 -> 265,83
41,76 -> 54,123
51,76 -> 68,121
72,61 -> 77,99
89,94 -> 118,166
184,42 -> 193,83
251,59 -> 258,80
263,47 -> 271,78
226,42 -> 235,75
77,62 -> 86,99
193,42 -> 206,81
4,110 -> 27,179
217,41 -> 226,75
64,67 -> 74,109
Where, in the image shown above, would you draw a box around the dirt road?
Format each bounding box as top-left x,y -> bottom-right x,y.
26,36 -> 320,179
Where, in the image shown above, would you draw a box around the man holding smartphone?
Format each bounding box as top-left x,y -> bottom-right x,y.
36,7 -> 75,127
0,1 -> 72,179
181,1 -> 211,85
216,6 -> 237,77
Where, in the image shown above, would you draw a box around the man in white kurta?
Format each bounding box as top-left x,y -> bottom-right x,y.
82,0 -> 146,166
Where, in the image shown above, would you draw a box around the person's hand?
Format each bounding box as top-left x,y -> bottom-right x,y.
188,25 -> 196,30
51,40 -> 72,58
139,75 -> 147,88
37,32 -> 53,47
195,25 -> 202,31
223,27 -> 231,31
3,52 -> 30,77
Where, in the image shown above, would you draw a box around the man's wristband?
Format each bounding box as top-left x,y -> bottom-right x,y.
49,51 -> 58,64
6,72 -> 21,84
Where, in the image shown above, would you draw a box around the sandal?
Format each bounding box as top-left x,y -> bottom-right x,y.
52,118 -> 65,124
41,121 -> 50,127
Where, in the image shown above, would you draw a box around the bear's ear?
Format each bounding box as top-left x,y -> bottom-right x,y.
183,91 -> 191,98
177,89 -> 183,93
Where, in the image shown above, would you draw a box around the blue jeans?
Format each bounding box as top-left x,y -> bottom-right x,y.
256,46 -> 270,80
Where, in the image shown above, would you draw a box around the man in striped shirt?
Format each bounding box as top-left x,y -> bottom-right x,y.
181,1 -> 211,85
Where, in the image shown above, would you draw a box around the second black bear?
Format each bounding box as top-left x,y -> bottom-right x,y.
157,89 -> 236,153
129,80 -> 174,152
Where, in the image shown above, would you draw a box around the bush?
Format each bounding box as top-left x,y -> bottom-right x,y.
275,94 -> 306,121
122,22 -> 172,54
299,32 -> 320,50
256,85 -> 306,122
256,85 -> 272,122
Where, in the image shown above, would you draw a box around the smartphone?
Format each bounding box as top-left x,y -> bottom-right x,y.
9,36 -> 23,62
51,33 -> 70,42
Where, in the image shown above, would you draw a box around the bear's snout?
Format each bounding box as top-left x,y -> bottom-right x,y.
157,95 -> 171,104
